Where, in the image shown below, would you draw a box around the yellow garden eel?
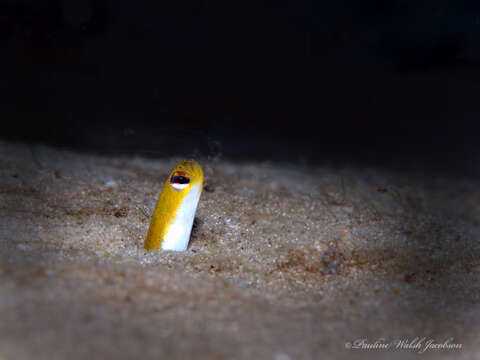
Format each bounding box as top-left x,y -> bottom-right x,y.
144,160 -> 204,251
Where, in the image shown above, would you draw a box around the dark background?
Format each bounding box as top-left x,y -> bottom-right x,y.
1,1 -> 479,174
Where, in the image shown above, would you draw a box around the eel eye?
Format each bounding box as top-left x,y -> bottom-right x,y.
170,172 -> 190,190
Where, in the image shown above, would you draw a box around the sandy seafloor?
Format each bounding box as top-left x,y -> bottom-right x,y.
0,140 -> 479,360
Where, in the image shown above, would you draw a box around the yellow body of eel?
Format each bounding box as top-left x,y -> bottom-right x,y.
144,160 -> 204,251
